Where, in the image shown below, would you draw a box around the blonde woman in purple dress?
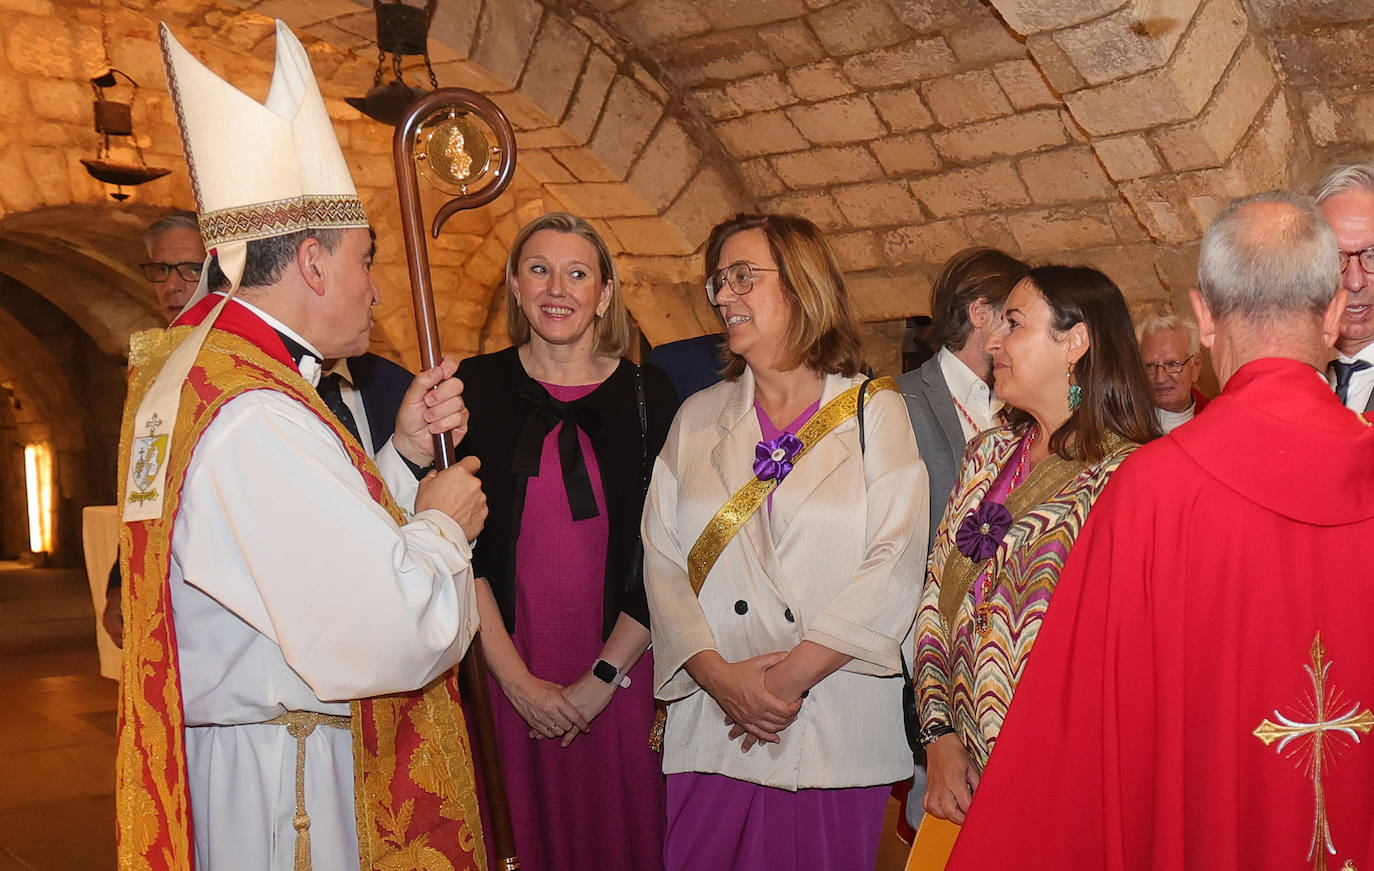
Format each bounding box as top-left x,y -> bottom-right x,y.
458,212 -> 678,870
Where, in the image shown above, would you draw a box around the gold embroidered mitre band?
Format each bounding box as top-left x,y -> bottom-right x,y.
198,194 -> 368,250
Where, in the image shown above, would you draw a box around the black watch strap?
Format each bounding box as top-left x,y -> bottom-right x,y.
917,723 -> 956,747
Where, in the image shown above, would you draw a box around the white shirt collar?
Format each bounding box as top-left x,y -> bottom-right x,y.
938,347 -> 1003,426
1156,401 -> 1195,434
1336,342 -> 1374,365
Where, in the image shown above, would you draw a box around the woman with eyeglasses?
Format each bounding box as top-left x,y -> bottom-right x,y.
456,212 -> 679,871
642,213 -> 928,870
913,266 -> 1161,828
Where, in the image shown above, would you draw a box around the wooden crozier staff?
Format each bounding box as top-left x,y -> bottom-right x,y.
393,89 -> 519,871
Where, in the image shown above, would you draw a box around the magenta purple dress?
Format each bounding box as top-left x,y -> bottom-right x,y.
483,381 -> 665,871
662,400 -> 891,871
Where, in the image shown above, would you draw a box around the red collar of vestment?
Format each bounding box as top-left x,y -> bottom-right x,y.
174,293 -> 297,370
1172,357 -> 1374,525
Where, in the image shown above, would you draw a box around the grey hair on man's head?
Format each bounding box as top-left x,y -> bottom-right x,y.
143,210 -> 200,256
1197,190 -> 1340,321
1311,163 -> 1374,204
1135,312 -> 1200,355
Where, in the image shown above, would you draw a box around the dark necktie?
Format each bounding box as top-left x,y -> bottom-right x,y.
318,372 -> 363,444
1331,359 -> 1372,406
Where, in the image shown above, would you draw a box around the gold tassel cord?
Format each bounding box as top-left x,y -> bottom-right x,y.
261,710 -> 352,871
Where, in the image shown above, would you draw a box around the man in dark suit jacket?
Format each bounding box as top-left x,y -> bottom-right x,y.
1313,162 -> 1374,412
321,352 -> 414,456
895,248 -> 1029,549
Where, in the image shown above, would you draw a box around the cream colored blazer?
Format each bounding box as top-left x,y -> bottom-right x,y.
644,369 -> 928,790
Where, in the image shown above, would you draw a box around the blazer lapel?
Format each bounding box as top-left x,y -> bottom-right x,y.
707,369 -> 792,599
710,368 -> 762,496
922,353 -> 968,454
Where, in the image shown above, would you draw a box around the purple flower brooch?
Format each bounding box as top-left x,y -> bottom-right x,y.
955,500 -> 1013,562
754,433 -> 803,483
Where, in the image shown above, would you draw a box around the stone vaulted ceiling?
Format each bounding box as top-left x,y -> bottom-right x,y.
0,0 -> 1371,374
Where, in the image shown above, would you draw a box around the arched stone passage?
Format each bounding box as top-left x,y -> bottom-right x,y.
0,201 -> 167,563
1,0 -> 1372,382
0,203 -> 169,353
0,275 -> 125,566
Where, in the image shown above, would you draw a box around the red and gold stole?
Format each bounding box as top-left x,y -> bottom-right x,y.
115,315 -> 486,871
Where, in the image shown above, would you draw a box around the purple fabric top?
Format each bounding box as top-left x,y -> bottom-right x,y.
970,430 -> 1035,608
482,378 -> 665,871
755,398 -> 821,514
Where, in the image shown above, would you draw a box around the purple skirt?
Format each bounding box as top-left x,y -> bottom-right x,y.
664,772 -> 890,871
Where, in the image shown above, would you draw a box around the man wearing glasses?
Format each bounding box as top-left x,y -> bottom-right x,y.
102,212 -> 210,646
1314,163 -> 1374,411
1135,313 -> 1207,434
139,210 -> 205,324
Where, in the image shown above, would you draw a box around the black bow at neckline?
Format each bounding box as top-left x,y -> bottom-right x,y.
513,379 -> 604,520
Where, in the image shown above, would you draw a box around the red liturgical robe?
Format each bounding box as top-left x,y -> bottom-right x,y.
946,357 -> 1374,871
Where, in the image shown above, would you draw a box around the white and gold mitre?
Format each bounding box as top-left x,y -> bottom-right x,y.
122,21 -> 367,523
161,19 -> 367,283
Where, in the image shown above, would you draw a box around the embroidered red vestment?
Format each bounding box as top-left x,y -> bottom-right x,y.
116,298 -> 485,871
945,359 -> 1374,871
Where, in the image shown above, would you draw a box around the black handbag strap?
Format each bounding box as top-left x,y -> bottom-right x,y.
634,365 -> 648,493
859,375 -> 920,753
857,375 -> 871,453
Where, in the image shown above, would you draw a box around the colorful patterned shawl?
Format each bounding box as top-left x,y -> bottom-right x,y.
915,426 -> 1136,769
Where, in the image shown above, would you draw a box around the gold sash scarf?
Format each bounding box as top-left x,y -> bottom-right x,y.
686,377 -> 896,595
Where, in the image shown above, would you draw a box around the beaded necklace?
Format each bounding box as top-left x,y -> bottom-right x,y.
950,394 -> 980,434
1008,425 -> 1037,487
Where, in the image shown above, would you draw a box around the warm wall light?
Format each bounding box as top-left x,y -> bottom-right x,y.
24,443 -> 53,553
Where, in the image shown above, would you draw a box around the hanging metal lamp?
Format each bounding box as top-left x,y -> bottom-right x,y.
345,0 -> 442,126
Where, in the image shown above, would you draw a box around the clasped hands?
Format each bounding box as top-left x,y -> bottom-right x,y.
505,668 -> 616,749
696,650 -> 805,753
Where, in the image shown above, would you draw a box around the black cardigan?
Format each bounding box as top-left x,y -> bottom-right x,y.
457,347 -> 679,639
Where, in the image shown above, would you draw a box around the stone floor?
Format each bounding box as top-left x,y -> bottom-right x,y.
0,560 -> 913,870
0,562 -> 116,870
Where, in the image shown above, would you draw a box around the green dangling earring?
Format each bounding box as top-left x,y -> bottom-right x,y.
1067,365 -> 1082,411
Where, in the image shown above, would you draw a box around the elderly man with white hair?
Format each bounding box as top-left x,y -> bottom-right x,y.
1136,313 -> 1208,433
943,190 -> 1374,871
1313,162 -> 1374,410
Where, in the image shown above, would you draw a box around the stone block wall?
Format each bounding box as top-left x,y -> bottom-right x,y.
2,0 -> 1372,385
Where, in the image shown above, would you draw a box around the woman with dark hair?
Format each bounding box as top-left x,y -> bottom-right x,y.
914,265 -> 1160,825
643,213 -> 927,870
457,212 -> 678,870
